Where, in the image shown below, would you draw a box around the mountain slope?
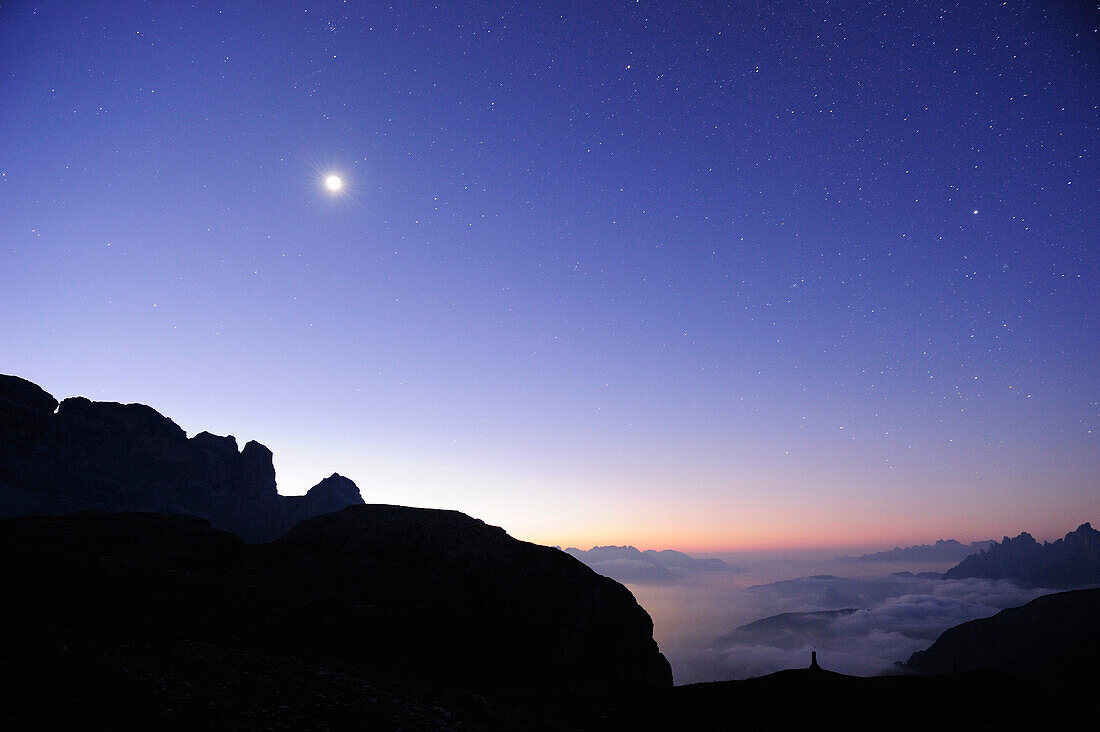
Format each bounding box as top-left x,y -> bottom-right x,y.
0,506 -> 672,725
903,587 -> 1100,700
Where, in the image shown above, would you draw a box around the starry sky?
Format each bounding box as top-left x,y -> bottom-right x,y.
2,1 -> 1097,551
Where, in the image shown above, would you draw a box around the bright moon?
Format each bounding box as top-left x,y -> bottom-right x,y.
324,175 -> 343,192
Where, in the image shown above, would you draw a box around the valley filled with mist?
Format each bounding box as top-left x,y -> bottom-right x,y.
567,529 -> 1098,684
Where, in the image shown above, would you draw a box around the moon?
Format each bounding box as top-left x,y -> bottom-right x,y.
324,175 -> 343,193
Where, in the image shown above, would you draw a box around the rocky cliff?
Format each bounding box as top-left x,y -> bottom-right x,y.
0,374 -> 363,542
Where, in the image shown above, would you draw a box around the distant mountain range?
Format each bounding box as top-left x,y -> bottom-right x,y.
563,545 -> 738,585
836,539 -> 995,563
943,523 -> 1100,587
834,524 -> 1100,590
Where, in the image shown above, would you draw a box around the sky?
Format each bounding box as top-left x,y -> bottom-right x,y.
1,1 -> 1097,552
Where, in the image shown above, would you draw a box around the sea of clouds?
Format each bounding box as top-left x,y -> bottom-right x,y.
625,562 -> 1053,684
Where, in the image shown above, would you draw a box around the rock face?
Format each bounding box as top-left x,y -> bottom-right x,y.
0,374 -> 364,542
0,507 -> 672,704
943,523 -> 1100,587
904,588 -> 1100,700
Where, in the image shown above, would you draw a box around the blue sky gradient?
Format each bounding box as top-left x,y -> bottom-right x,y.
2,1 -> 1096,549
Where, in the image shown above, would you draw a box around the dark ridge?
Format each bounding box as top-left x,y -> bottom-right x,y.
0,508 -> 671,705
904,587 -> 1100,701
666,667 -> 1078,730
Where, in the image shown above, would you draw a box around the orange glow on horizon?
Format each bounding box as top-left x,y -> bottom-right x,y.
521,519 -> 1060,556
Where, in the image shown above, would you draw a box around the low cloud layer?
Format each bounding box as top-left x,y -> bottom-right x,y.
630,568 -> 1055,684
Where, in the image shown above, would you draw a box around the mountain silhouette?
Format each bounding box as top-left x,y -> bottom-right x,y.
903,587 -> 1100,701
0,507 -> 671,726
943,523 -> 1100,587
0,374 -> 364,542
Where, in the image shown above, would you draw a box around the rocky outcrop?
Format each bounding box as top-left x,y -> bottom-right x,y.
0,507 -> 672,705
0,374 -> 363,542
943,523 -> 1100,587
904,588 -> 1100,700
292,472 -> 364,516
0,374 -> 58,414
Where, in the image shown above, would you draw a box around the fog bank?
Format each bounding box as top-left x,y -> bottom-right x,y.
627,558 -> 1053,684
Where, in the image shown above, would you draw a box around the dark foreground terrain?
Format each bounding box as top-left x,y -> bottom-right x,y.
0,508 -> 670,729
1,509 -> 1093,730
